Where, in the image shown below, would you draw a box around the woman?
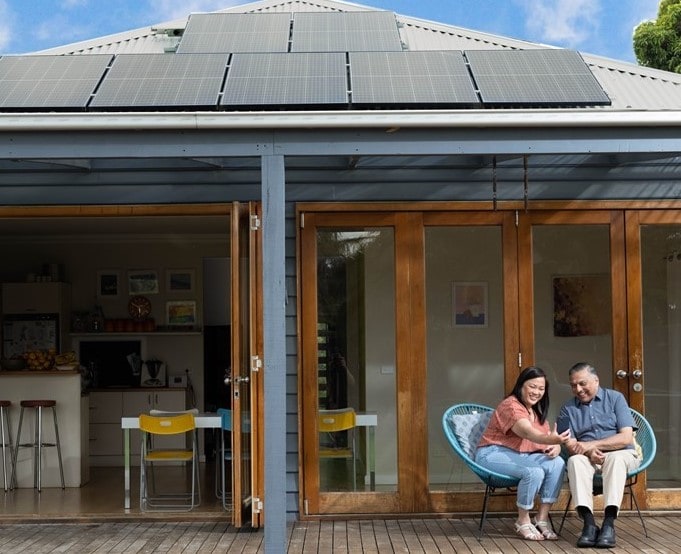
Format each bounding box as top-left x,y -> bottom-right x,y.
475,366 -> 570,541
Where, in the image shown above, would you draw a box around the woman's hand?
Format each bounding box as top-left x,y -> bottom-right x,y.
548,423 -> 571,445
543,444 -> 562,458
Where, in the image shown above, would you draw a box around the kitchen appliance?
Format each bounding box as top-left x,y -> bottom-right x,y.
2,314 -> 59,358
141,358 -> 166,387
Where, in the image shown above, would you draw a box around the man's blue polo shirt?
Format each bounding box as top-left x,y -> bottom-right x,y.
557,387 -> 636,450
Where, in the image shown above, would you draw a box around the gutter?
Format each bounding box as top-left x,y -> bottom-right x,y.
1,109 -> 681,132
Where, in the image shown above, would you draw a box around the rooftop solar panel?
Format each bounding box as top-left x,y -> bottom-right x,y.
221,53 -> 348,106
466,49 -> 611,106
350,51 -> 479,106
177,13 -> 291,53
0,55 -> 111,109
90,53 -> 228,108
291,11 -> 402,52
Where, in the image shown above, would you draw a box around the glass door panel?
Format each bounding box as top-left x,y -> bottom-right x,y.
530,223 -> 614,415
425,225 -> 505,491
638,221 -> 681,487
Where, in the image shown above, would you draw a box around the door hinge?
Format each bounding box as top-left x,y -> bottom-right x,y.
250,214 -> 261,231
518,352 -> 522,368
304,499 -> 309,515
515,210 -> 519,227
253,497 -> 263,513
300,213 -> 305,228
251,355 -> 262,373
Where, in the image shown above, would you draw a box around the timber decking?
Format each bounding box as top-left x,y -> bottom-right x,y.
0,514 -> 679,553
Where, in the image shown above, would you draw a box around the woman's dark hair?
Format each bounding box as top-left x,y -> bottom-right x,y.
509,366 -> 549,424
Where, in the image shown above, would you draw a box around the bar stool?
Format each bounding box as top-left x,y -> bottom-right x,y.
0,400 -> 16,491
12,400 -> 65,491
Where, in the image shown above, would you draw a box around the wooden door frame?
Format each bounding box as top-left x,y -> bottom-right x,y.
298,208 -> 519,515
517,210 -> 629,397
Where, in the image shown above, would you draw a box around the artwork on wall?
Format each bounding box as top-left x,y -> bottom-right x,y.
553,274 -> 611,337
96,270 -> 120,298
166,268 -> 195,293
166,300 -> 197,326
452,281 -> 488,327
128,269 -> 159,295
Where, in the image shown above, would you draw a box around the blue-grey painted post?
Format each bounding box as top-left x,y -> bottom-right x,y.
261,154 -> 287,553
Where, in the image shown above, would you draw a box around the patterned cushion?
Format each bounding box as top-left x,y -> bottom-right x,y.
450,411 -> 492,459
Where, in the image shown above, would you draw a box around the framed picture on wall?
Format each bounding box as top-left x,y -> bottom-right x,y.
452,281 -> 488,327
166,268 -> 195,293
166,300 -> 197,326
97,270 -> 121,298
128,269 -> 159,295
553,274 -> 610,336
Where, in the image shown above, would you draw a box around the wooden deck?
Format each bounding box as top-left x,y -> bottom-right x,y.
0,514 -> 679,553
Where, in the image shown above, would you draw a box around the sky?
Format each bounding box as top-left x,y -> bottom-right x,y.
0,0 -> 662,64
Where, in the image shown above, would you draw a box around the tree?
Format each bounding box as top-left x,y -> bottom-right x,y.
633,0 -> 681,73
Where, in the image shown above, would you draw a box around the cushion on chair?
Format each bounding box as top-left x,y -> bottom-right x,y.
449,411 -> 493,459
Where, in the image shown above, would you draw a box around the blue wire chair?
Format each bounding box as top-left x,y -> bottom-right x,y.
442,403 -> 521,537
558,408 -> 657,537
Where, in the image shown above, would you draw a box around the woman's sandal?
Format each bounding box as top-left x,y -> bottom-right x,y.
533,519 -> 558,540
514,522 -> 544,541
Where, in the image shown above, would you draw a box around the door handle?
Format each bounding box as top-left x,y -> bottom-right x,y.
631,369 -> 643,379
234,376 -> 250,385
616,370 -> 628,379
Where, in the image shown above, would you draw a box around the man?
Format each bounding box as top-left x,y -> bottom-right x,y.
557,362 -> 641,549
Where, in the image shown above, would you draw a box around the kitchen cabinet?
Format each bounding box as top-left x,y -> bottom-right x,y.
89,389 -> 186,466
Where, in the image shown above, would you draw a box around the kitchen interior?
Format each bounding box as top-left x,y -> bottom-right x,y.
0,214 -> 232,516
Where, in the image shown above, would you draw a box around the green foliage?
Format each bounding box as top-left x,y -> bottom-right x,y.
633,0 -> 681,72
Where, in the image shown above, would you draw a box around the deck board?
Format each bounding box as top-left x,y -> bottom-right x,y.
0,515 -> 679,552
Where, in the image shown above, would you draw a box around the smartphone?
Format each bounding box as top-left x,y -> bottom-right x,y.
556,415 -> 571,435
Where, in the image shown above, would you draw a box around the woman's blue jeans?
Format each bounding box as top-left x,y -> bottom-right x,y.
475,444 -> 566,510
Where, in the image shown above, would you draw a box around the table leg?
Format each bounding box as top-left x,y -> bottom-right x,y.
124,428 -> 130,511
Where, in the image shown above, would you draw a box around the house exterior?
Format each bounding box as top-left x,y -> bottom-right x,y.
2,0 -> 681,547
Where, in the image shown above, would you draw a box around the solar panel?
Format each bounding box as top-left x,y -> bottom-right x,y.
466,49 -> 611,106
177,13 -> 291,53
90,54 -> 228,108
0,55 -> 111,109
222,53 -> 348,106
291,11 -> 402,52
350,51 -> 479,106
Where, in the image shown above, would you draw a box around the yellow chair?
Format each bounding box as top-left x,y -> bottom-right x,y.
319,408 -> 357,491
139,412 -> 200,511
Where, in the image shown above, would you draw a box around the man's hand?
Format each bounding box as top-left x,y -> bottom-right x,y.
587,448 -> 606,464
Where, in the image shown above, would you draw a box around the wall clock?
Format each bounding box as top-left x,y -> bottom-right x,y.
128,295 -> 152,321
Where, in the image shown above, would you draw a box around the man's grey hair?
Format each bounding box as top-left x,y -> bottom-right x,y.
569,362 -> 598,377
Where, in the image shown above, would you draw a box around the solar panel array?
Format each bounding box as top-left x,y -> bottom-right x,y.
0,10 -> 611,112
176,13 -> 291,53
291,12 -> 403,52
0,55 -> 112,109
350,51 -> 479,106
466,49 -> 611,106
90,54 -> 228,108
222,53 -> 347,106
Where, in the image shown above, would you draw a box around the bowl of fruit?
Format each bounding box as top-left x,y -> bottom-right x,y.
23,349 -> 56,371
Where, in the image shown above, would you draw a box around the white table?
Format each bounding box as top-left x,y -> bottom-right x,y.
121,413 -> 220,511
121,410 -> 378,509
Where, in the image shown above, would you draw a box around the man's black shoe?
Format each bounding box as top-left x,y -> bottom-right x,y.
596,525 -> 616,548
576,524 -> 600,548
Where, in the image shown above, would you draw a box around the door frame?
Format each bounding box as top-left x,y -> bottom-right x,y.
298,207 -> 520,515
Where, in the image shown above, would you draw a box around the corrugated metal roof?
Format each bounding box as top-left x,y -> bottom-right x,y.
32,0 -> 681,111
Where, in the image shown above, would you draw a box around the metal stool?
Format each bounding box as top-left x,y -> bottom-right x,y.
0,400 -> 16,491
12,400 -> 65,491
